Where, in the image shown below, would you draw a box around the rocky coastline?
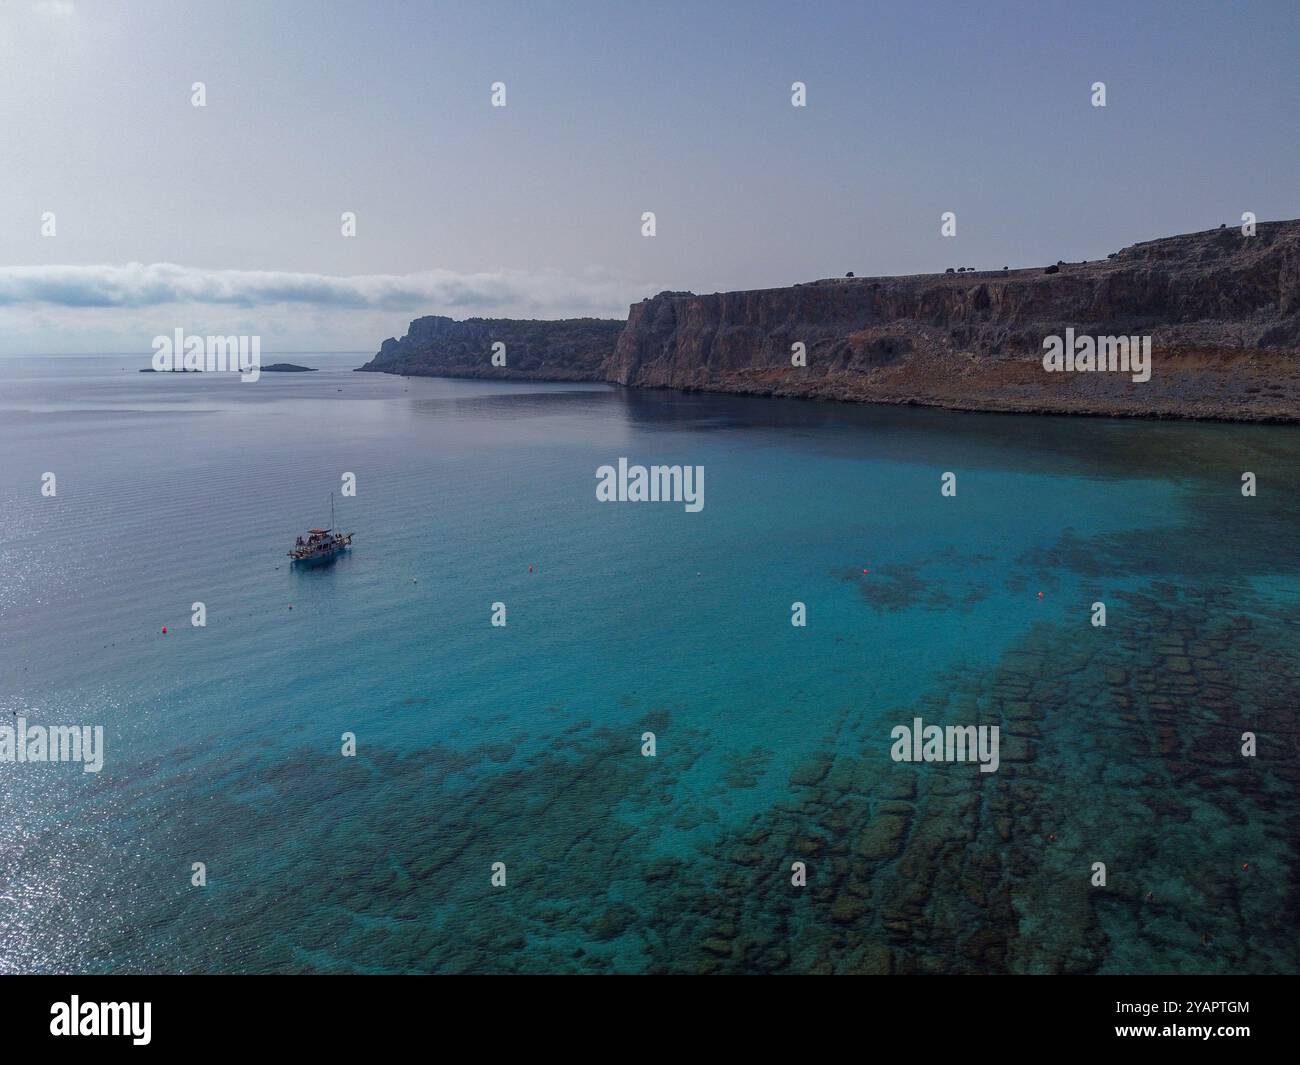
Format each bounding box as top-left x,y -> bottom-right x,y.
358,221 -> 1300,422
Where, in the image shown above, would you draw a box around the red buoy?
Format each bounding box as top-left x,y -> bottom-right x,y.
1242,862 -> 1249,870
161,627 -> 167,634
1036,591 -> 1044,599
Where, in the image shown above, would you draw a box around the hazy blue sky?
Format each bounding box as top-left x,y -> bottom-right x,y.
1,0 -> 1296,353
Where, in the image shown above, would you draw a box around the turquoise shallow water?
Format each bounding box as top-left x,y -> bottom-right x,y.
1,354 -> 1297,973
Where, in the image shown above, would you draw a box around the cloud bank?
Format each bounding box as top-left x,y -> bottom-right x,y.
0,262 -> 647,317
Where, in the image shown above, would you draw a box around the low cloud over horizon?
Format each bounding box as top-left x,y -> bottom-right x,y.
0,262 -> 658,355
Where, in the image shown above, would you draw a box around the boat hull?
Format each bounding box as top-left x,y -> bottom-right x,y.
290,544 -> 350,566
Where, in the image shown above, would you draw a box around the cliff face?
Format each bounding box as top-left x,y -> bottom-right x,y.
609,221 -> 1300,421
362,221 -> 1300,421
358,315 -> 624,381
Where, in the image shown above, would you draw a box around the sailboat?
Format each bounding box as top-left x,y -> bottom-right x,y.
288,493 -> 353,565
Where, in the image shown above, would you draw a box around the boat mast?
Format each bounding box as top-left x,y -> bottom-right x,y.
330,491 -> 336,533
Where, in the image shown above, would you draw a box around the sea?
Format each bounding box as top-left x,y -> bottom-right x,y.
2,352 -> 1297,974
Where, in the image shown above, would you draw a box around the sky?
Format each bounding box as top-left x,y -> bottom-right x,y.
1,0 -> 1296,354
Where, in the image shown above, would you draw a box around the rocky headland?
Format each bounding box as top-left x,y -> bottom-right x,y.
358,221 -> 1300,421
358,316 -> 624,381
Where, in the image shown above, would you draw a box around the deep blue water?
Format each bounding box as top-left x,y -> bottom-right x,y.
2,354 -> 1297,973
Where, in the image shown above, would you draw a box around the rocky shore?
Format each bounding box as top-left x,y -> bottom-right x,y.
359,221 -> 1300,422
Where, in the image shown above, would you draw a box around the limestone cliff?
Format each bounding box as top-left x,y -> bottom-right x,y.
610,221 -> 1300,421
